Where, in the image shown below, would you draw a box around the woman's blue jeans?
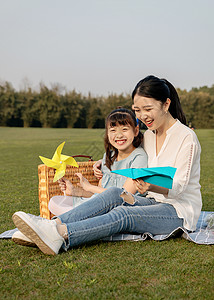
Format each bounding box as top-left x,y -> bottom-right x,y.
57,187 -> 183,250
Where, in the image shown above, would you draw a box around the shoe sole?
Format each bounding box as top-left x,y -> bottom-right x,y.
12,214 -> 56,255
12,237 -> 37,248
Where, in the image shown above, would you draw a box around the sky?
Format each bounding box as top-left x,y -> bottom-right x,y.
0,0 -> 214,96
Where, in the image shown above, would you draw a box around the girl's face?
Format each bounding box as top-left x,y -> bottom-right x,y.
132,95 -> 170,131
107,123 -> 138,153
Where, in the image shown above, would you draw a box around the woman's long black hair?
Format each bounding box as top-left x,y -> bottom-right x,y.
131,75 -> 186,125
104,108 -> 143,170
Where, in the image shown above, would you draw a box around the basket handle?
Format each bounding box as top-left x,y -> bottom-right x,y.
72,155 -> 94,161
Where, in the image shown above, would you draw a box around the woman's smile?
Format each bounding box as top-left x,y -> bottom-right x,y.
144,119 -> 154,128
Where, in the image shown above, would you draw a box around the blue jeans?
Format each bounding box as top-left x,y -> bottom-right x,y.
57,187 -> 183,250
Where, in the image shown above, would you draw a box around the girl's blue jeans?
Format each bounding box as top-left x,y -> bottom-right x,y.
57,187 -> 183,250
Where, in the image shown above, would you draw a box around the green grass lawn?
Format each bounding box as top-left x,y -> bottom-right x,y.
0,127 -> 213,299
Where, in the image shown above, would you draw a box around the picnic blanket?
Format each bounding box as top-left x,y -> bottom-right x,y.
1,211 -> 213,245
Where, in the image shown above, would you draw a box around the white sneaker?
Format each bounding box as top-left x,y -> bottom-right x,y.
12,215 -> 44,247
12,211 -> 64,255
12,230 -> 36,247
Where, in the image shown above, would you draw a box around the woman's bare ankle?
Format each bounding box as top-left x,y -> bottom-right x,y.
57,224 -> 68,239
55,218 -> 62,225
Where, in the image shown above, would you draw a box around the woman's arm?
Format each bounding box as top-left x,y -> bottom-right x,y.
122,148 -> 148,194
122,178 -> 138,194
133,179 -> 169,197
167,136 -> 200,199
93,160 -> 103,179
133,135 -> 200,198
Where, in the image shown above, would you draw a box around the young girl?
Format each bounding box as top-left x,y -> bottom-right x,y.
12,75 -> 202,255
48,108 -> 147,215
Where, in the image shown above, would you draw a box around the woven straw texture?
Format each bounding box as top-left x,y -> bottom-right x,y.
38,161 -> 98,219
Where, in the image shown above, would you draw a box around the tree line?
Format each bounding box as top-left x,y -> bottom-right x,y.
0,81 -> 214,129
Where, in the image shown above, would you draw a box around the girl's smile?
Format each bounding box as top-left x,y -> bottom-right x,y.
108,123 -> 138,158
115,139 -> 127,145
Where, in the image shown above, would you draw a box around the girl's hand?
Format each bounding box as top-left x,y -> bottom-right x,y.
58,178 -> 74,196
75,173 -> 92,192
93,160 -> 103,179
133,179 -> 150,194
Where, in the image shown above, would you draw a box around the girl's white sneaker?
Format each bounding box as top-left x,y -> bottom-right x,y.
12,230 -> 36,247
12,211 -> 64,255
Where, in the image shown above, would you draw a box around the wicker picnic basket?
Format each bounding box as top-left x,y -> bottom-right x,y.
38,156 -> 99,219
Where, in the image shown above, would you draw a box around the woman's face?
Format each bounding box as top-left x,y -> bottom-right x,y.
132,95 -> 170,131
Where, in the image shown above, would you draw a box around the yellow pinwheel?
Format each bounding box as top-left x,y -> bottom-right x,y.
39,142 -> 79,182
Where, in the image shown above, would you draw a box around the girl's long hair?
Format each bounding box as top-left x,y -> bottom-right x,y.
104,108 -> 143,170
131,75 -> 186,125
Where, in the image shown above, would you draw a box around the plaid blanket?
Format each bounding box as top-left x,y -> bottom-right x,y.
103,211 -> 214,244
1,211 -> 213,245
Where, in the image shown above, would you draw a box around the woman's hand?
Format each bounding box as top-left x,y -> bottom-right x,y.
133,179 -> 150,194
133,179 -> 169,197
93,159 -> 103,179
58,178 -> 74,196
75,173 -> 92,192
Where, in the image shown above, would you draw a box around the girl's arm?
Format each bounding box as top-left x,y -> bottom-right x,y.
76,149 -> 149,195
75,173 -> 107,194
58,178 -> 94,198
76,174 -> 142,195
76,156 -> 105,194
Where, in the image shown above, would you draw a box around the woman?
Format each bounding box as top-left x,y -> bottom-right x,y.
12,75 -> 202,255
